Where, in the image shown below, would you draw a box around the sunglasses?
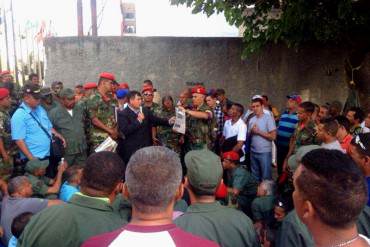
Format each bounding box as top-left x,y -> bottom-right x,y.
354,135 -> 366,151
143,93 -> 153,96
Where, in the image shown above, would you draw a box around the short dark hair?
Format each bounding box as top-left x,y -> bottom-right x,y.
143,80 -> 153,86
127,90 -> 141,101
126,146 -> 182,214
262,95 -> 269,101
63,165 -> 83,184
28,73 -> 38,80
319,117 -> 339,137
251,98 -> 264,105
348,107 -> 365,122
232,103 -> 244,116
350,133 -> 370,157
11,212 -> 33,238
320,105 -> 329,111
335,116 -> 351,133
81,152 -> 125,195
299,101 -> 315,114
215,88 -> 225,96
161,95 -> 173,106
297,149 -> 368,229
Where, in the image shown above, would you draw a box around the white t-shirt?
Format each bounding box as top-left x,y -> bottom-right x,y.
223,118 -> 247,161
321,140 -> 345,153
360,234 -> 370,245
361,121 -> 370,133
67,109 -> 73,117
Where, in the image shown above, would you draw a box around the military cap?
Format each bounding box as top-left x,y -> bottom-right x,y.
25,159 -> 49,173
59,88 -> 75,99
0,88 -> 10,100
99,72 -> 115,81
222,151 -> 240,161
0,70 -> 11,76
185,149 -> 223,194
288,145 -> 321,172
191,85 -> 206,95
142,85 -> 153,93
40,87 -> 52,97
22,84 -> 42,99
83,82 -> 97,90
119,82 -> 129,89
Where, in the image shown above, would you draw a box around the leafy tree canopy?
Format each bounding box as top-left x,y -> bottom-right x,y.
170,0 -> 370,57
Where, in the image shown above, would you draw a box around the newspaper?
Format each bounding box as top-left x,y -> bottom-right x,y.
94,136 -> 118,153
173,108 -> 186,134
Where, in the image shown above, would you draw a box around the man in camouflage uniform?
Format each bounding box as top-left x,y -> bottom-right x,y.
86,73 -> 118,151
142,85 -> 160,115
179,85 -> 214,151
0,71 -> 21,115
0,88 -> 17,180
156,96 -> 181,154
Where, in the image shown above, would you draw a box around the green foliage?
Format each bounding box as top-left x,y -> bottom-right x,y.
170,0 -> 370,57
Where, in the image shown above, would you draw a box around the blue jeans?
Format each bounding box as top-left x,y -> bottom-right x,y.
250,151 -> 272,182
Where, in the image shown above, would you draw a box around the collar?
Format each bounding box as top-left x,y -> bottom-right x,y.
69,193 -> 113,211
186,201 -> 222,213
128,104 -> 140,114
74,192 -> 110,203
124,224 -> 178,233
20,102 -> 33,113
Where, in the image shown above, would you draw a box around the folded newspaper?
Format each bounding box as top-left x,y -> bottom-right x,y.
173,108 -> 186,134
94,136 -> 118,153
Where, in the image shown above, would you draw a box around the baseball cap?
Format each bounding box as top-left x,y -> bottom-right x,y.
185,149 -> 223,194
59,88 -> 75,99
116,89 -> 129,99
25,159 -> 49,173
288,145 -> 321,172
287,93 -> 302,104
252,95 -> 263,100
0,88 -> 10,100
22,84 -> 42,99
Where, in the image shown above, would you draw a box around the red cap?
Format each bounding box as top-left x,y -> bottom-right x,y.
222,151 -> 240,161
83,82 -> 97,90
215,181 -> 228,199
0,70 -> 11,76
0,88 -> 10,100
99,72 -> 115,81
119,83 -> 129,89
191,85 -> 206,95
142,85 -> 154,93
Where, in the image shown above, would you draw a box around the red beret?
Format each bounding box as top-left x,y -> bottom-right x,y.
191,85 -> 206,95
0,70 -> 11,76
142,85 -> 153,93
0,88 -> 10,100
83,82 -> 97,90
119,83 -> 129,89
99,72 -> 115,81
222,151 -> 240,161
215,181 -> 227,199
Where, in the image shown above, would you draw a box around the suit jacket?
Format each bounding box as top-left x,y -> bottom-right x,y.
117,106 -> 170,164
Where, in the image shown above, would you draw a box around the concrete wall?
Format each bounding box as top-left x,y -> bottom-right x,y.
44,36 -> 349,109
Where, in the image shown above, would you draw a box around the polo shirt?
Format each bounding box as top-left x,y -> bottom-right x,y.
277,110 -> 298,146
11,102 -> 52,159
59,182 -> 80,202
223,118 -> 247,161
175,201 -> 259,247
248,113 -> 276,153
82,224 -> 218,247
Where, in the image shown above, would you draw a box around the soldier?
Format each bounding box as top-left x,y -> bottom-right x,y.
86,73 -> 118,151
40,87 -> 59,114
142,85 -> 160,114
0,71 -> 21,114
178,85 -> 214,151
51,81 -> 64,104
25,159 -> 66,199
49,89 -> 87,166
155,96 -> 181,154
0,88 -> 17,180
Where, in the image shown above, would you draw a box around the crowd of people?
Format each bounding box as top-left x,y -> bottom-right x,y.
0,69 -> 368,246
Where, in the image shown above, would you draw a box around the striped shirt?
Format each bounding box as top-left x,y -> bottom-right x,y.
277,110 -> 299,146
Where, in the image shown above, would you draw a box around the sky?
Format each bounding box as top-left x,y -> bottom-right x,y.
6,0 -> 239,37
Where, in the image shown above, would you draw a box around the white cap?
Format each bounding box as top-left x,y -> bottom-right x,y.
252,95 -> 263,100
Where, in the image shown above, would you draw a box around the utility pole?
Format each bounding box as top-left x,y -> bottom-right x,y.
91,0 -> 97,36
77,0 -> 84,36
3,10 -> 10,70
19,25 -> 25,83
10,0 -> 19,84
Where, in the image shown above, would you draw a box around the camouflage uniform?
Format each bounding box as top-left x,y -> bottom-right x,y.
86,92 -> 117,150
293,120 -> 319,153
0,108 -> 17,180
144,102 -> 161,115
185,103 -> 214,151
156,107 -> 181,154
77,98 -> 93,153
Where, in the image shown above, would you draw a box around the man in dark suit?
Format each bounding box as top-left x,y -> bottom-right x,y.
117,91 -> 175,164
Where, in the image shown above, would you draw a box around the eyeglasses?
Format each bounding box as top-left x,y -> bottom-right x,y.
143,93 -> 153,96
354,135 -> 366,151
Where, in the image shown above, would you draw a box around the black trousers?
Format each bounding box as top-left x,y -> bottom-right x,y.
276,144 -> 289,176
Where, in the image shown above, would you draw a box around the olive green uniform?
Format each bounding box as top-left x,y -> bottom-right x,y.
41,100 -> 59,115
175,201 -> 259,247
357,206 -> 370,237
229,166 -> 258,216
0,108 -> 17,180
251,195 -> 275,225
86,92 -> 117,149
186,103 -> 214,151
157,107 -> 181,153
18,193 -> 126,247
49,103 -> 87,166
26,173 -> 57,199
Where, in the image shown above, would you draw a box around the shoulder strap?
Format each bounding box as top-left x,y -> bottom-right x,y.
20,106 -> 52,140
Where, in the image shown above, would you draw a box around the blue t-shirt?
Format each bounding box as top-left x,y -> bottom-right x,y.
248,113 -> 276,153
59,182 -> 80,202
11,102 -> 52,159
8,236 -> 17,247
277,110 -> 298,146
